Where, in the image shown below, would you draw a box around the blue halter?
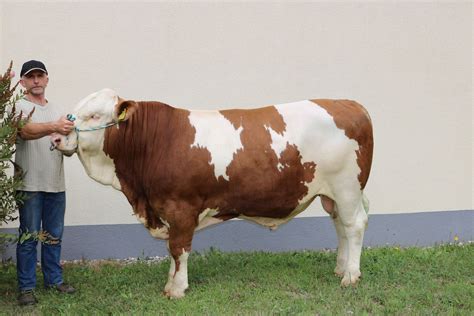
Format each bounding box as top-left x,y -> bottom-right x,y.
50,114 -> 119,151
66,114 -> 119,132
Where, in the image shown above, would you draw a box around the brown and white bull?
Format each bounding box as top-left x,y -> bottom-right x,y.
52,88 -> 373,298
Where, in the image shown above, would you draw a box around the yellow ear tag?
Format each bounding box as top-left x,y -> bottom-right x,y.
118,109 -> 127,121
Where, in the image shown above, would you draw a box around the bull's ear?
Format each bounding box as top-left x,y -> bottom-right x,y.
115,97 -> 139,122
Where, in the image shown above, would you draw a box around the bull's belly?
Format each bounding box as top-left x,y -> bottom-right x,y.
139,175 -> 338,239
141,194 -> 318,239
139,176 -> 334,239
238,194 -> 318,230
197,193 -> 319,232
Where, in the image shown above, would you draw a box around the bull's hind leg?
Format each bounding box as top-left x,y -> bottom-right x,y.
332,192 -> 368,286
321,195 -> 348,277
333,214 -> 349,277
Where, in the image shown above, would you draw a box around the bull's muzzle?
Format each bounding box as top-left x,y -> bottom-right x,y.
50,133 -> 62,151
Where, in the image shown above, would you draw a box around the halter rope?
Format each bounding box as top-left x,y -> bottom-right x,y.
49,114 -> 121,151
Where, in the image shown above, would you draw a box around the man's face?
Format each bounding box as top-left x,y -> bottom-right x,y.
20,70 -> 49,96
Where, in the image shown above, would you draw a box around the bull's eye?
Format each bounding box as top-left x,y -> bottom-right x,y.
91,114 -> 100,120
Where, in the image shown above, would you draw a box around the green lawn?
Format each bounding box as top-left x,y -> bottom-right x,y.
1,243 -> 472,315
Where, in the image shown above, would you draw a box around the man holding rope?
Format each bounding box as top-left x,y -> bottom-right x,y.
15,60 -> 75,306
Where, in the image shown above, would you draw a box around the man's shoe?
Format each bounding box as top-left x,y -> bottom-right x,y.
18,290 -> 38,306
47,283 -> 76,294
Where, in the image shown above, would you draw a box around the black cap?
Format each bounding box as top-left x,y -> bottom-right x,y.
20,60 -> 48,77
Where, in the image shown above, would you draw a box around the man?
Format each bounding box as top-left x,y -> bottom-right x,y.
15,60 -> 76,306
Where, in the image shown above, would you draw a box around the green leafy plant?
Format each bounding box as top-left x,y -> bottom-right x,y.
18,229 -> 60,245
0,61 -> 26,248
0,62 -> 57,254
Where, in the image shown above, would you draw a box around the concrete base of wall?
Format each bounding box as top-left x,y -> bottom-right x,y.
1,210 -> 472,261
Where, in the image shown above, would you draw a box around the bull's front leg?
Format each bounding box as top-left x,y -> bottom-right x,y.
163,218 -> 196,299
164,250 -> 176,293
164,247 -> 190,298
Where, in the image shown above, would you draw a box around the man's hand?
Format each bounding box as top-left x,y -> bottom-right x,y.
54,116 -> 75,135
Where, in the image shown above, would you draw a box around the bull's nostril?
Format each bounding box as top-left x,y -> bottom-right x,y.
54,138 -> 61,144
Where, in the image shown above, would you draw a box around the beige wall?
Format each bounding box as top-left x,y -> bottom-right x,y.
1,1 -> 472,228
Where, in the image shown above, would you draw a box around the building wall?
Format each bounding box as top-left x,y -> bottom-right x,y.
1,2 -> 472,259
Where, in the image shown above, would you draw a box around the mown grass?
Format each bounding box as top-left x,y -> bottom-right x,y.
1,243 -> 472,315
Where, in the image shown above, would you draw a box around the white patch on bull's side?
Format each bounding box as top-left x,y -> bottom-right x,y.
188,111 -> 243,180
270,100 -> 361,201
195,208 -> 222,231
266,127 -> 287,162
165,250 -> 189,298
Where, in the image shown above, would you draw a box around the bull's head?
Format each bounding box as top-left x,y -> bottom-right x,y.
52,88 -> 138,188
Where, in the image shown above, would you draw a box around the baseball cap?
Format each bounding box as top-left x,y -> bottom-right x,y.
20,60 -> 48,77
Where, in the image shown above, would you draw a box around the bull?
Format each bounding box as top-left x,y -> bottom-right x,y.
52,88 -> 373,298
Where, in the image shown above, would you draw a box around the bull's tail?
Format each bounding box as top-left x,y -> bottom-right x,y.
361,192 -> 370,214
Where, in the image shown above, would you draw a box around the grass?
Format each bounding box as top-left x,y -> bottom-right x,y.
0,243 -> 473,315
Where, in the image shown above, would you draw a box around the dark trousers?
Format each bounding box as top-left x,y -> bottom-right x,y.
16,191 -> 66,291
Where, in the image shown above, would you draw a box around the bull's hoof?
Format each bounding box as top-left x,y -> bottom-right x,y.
340,271 -> 361,287
164,281 -> 173,293
334,266 -> 345,277
163,288 -> 186,299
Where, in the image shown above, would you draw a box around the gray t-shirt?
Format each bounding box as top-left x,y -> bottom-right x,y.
14,98 -> 65,192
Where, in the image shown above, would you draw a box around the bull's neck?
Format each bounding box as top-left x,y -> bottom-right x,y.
102,101 -> 186,178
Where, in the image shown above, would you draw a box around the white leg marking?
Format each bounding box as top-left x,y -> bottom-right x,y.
333,215 -> 348,277
165,250 -> 189,299
164,256 -> 176,293
336,198 -> 368,286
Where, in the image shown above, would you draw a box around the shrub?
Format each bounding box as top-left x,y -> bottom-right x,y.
0,61 -> 25,248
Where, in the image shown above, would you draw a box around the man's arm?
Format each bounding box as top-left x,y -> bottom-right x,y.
19,116 -> 74,140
